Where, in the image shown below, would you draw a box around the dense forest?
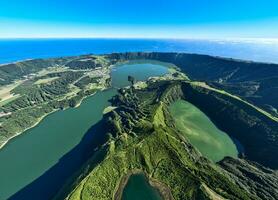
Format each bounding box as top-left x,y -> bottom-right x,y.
56,80 -> 278,200
0,55 -> 112,147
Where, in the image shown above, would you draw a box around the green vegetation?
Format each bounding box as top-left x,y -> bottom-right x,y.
0,55 -> 112,147
0,81 -> 23,106
74,76 -> 100,89
180,82 -> 278,169
1,53 -> 278,200
0,58 -> 71,86
2,71 -> 83,112
108,52 -> 278,116
190,81 -> 278,122
0,95 -> 20,107
34,76 -> 59,84
57,80 -> 278,200
65,55 -> 111,70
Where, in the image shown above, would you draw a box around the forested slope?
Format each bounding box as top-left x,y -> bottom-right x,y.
108,52 -> 278,115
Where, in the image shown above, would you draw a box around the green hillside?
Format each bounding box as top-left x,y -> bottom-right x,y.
56,80 -> 278,200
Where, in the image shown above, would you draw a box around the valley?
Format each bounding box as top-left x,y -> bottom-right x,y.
0,59 -> 171,199
0,52 -> 277,200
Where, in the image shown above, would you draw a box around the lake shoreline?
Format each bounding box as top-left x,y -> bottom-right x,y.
0,59 -> 172,150
114,170 -> 172,200
0,90 -> 103,150
0,109 -> 58,150
0,60 -> 173,199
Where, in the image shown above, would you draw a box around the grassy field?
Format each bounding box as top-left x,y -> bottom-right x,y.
0,94 -> 20,107
34,76 -> 59,84
0,81 -> 23,105
103,106 -> 117,114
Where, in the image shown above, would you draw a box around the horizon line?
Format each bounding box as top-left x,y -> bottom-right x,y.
0,36 -> 278,40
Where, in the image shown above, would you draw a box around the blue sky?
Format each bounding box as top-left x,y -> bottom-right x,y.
0,0 -> 278,38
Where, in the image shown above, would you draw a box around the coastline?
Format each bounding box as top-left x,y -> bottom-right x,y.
0,58 -> 34,66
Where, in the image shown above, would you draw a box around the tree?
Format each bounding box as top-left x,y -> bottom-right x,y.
128,75 -> 135,85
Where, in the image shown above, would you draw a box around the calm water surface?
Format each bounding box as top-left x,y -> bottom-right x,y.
0,62 -> 169,199
111,61 -> 169,88
0,39 -> 278,64
170,100 -> 238,162
122,173 -> 162,200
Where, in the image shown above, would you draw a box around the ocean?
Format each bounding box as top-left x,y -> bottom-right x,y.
0,38 -> 278,64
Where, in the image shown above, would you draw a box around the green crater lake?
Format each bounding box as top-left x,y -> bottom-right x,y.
122,173 -> 162,200
0,61 -> 169,200
170,100 -> 238,162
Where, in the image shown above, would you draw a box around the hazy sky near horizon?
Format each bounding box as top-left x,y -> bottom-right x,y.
0,0 -> 278,39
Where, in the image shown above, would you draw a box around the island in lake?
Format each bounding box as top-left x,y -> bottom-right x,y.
0,52 -> 277,200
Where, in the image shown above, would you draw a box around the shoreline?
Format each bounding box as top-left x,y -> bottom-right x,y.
149,177 -> 174,200
0,109 -> 58,150
0,88 -> 105,150
73,91 -> 97,108
113,169 -> 142,200
113,170 -> 172,200
0,60 -> 111,150
0,58 -> 34,66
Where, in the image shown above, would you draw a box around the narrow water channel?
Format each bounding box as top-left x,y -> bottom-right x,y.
0,61 -> 169,200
